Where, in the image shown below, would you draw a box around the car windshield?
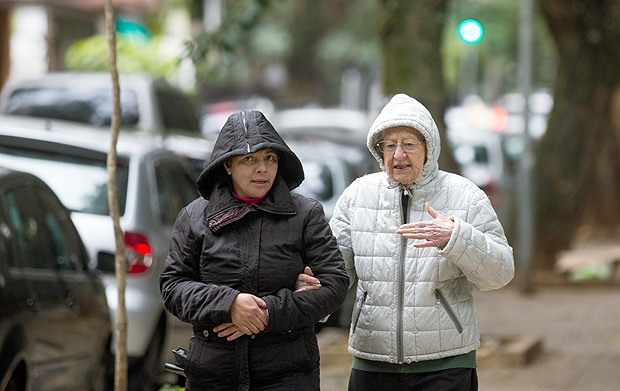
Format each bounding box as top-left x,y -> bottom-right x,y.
6,87 -> 140,127
0,146 -> 128,215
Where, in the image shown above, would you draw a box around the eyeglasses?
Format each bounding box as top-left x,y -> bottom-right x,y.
376,140 -> 425,154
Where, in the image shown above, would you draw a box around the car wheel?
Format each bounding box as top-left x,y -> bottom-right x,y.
128,320 -> 164,391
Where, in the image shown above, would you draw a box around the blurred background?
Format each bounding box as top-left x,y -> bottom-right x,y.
1,0 -> 619,288
1,1 -> 620,390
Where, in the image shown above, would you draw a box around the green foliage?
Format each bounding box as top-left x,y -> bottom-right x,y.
188,0 -> 283,85
316,0 -> 379,71
442,0 -> 556,100
65,34 -> 178,78
158,385 -> 185,391
182,0 -> 555,102
317,31 -> 378,70
570,263 -> 613,281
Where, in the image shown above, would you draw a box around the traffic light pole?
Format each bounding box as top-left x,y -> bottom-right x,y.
517,0 -> 535,294
456,18 -> 483,101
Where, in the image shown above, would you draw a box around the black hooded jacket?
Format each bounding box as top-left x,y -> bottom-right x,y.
160,111 -> 349,390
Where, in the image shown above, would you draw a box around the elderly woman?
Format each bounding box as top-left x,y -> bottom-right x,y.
160,110 -> 349,391
329,94 -> 514,391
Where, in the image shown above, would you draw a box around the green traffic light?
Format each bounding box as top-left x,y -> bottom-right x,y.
458,19 -> 484,44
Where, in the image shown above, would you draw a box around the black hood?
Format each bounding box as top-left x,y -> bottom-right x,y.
196,110 -> 305,199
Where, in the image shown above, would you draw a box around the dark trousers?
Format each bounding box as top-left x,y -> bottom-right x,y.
348,368 -> 478,391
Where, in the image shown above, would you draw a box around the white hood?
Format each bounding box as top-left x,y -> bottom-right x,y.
367,94 -> 440,186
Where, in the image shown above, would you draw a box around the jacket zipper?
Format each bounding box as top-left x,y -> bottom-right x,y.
435,289 -> 464,334
351,291 -> 367,333
396,188 -> 409,363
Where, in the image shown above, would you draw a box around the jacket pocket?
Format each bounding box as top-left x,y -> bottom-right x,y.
351,290 -> 368,333
251,328 -> 319,382
184,336 -> 237,387
435,289 -> 464,334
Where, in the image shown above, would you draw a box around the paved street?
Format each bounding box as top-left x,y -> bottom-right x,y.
317,282 -> 620,390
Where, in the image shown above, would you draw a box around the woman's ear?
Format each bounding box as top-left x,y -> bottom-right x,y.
223,160 -> 232,175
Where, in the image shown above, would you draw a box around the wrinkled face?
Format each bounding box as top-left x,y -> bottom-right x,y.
224,148 -> 279,198
381,126 -> 426,186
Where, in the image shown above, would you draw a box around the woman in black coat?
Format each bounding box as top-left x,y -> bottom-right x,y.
160,110 -> 350,391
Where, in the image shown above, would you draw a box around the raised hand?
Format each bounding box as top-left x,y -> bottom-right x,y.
397,202 -> 455,248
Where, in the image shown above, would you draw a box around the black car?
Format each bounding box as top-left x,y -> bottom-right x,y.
0,167 -> 113,391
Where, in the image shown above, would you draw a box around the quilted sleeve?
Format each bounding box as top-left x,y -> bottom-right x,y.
439,189 -> 515,291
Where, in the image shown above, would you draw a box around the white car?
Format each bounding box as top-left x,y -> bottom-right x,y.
0,115 -> 199,390
288,141 -> 358,221
273,107 -> 378,177
287,141 -> 359,328
0,72 -> 212,177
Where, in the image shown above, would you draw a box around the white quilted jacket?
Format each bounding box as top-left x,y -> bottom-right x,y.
329,94 -> 514,364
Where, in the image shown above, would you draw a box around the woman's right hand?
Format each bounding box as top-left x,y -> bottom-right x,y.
228,293 -> 268,336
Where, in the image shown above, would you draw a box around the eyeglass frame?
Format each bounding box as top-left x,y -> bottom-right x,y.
376,139 -> 426,154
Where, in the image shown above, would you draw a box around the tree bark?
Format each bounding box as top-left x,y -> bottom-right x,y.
104,0 -> 128,390
536,0 -> 620,269
375,0 -> 458,173
285,0 -> 350,106
285,0 -> 326,105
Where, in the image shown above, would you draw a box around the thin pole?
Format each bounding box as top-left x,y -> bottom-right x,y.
517,0 -> 535,294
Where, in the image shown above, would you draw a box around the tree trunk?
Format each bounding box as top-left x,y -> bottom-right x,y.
104,1 -> 128,390
285,0 -> 350,106
536,0 -> 620,269
285,0 -> 326,106
375,0 -> 458,173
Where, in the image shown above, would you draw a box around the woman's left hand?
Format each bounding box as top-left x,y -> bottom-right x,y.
213,323 -> 245,341
397,202 -> 455,248
294,266 -> 321,292
215,297 -> 270,341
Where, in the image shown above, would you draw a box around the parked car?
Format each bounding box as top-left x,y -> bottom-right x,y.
444,98 -> 505,206
0,72 -> 200,134
200,96 -> 275,140
0,167 -> 113,391
288,141 -> 358,222
272,107 -> 378,177
0,115 -> 199,390
449,129 -> 504,204
287,141 -> 358,329
0,72 -> 212,177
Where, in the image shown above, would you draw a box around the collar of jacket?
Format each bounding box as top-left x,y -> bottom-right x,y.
382,167 -> 439,191
205,175 -> 297,231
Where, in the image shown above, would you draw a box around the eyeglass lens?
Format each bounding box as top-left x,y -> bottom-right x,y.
378,140 -> 422,153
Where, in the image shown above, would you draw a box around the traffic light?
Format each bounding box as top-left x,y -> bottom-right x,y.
457,19 -> 484,44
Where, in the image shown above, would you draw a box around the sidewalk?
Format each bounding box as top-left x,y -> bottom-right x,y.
317,283 -> 620,390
